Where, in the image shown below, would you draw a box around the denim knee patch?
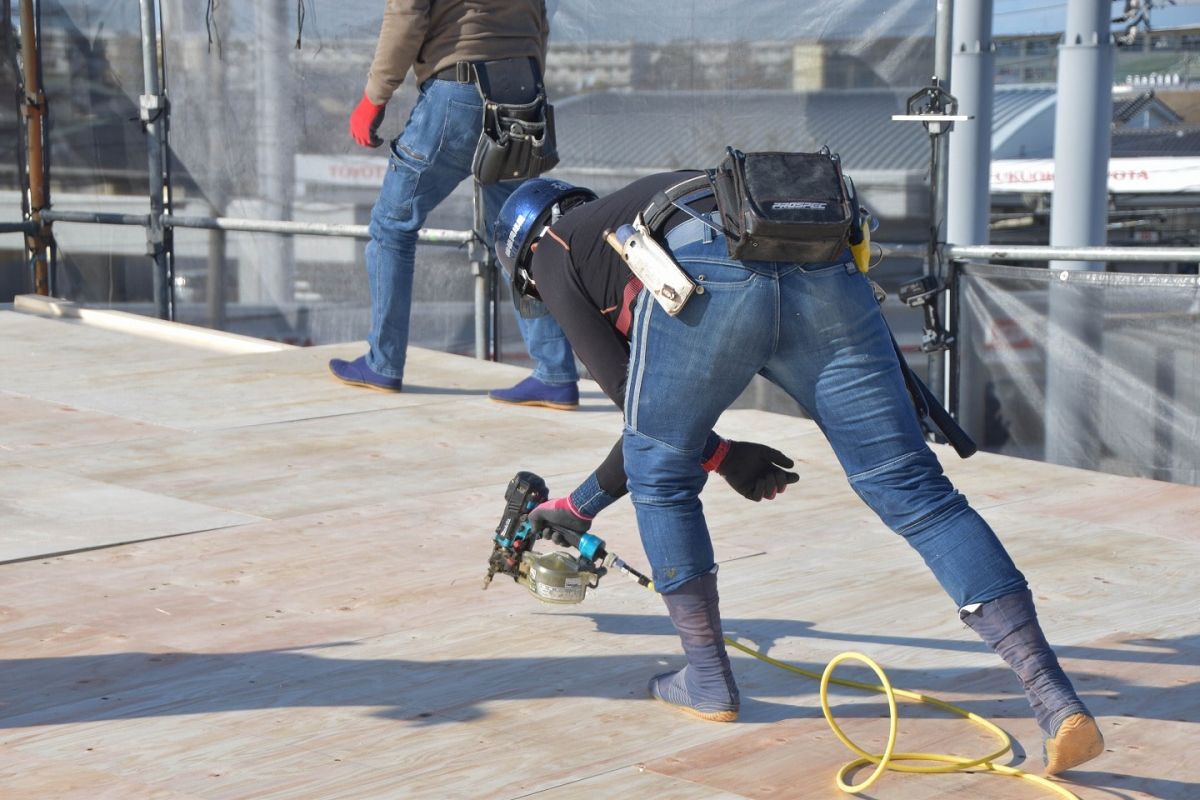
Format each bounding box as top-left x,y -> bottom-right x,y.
846,447 -> 961,534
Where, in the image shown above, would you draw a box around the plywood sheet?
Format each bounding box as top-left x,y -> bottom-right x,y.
0,393 -> 178,452
0,463 -> 261,562
1,307 -> 1198,800
5,398 -> 622,522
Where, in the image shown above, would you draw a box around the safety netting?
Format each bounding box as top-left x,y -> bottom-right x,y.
2,0 -> 935,350
956,262 -> 1200,486
8,2 -> 1197,485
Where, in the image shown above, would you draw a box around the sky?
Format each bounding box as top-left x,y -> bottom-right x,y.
994,0 -> 1200,36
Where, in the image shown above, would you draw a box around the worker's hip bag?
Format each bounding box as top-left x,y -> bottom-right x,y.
710,147 -> 854,262
605,149 -> 865,319
470,59 -> 560,185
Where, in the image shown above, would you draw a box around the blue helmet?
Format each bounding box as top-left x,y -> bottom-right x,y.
493,179 -> 598,281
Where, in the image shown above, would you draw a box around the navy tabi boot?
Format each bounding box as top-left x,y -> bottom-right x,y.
328,355 -> 403,393
488,376 -> 579,410
961,589 -> 1104,774
648,571 -> 739,722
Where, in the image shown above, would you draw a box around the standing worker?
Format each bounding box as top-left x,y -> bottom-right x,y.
499,166 -> 1105,777
329,0 -> 581,410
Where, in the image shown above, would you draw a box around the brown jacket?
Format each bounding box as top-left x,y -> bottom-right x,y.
365,0 -> 549,105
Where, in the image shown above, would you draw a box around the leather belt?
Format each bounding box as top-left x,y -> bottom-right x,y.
433,62 -> 476,84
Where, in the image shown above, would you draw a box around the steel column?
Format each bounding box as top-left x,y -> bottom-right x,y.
1045,0 -> 1115,467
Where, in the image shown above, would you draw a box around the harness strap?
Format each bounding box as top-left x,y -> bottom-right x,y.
643,174 -> 716,233
614,275 -> 644,338
611,175 -> 716,338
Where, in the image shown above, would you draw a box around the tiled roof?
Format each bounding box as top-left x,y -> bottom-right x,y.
1111,126 -> 1200,157
1113,91 -> 1184,125
555,86 -> 1200,175
555,89 -> 930,173
992,85 -> 1056,132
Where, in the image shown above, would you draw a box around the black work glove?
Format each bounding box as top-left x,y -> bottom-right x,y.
528,496 -> 593,546
714,439 -> 799,502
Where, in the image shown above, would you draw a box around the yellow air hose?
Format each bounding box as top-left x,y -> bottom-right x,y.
722,638 -> 1083,798
571,543 -> 1084,797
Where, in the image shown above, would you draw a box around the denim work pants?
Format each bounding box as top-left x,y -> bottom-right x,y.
623,234 -> 1026,606
365,78 -> 577,384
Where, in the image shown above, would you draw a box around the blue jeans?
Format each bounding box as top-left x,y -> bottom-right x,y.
364,78 -> 577,384
622,234 -> 1026,607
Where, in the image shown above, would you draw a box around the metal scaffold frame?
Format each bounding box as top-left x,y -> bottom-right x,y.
8,0 -> 501,360
7,0 -> 1200,426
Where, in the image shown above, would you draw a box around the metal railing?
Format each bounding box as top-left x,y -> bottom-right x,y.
35,208 -> 472,243
946,244 -> 1200,264
942,242 -> 1199,485
20,206 -> 490,357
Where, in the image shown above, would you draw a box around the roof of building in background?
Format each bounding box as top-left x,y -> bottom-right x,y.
549,0 -> 933,43
556,86 -> 1200,175
1114,91 -> 1185,126
555,89 -> 930,173
1112,126 -> 1200,157
990,85 -> 1198,160
991,86 -> 1057,128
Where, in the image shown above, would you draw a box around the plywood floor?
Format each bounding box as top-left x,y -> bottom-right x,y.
1,302 -> 1198,800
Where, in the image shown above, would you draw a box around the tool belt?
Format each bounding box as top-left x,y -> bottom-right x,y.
606,153 -> 868,326
710,147 -> 854,262
470,58 -> 559,185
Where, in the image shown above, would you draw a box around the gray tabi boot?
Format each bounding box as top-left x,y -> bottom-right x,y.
961,589 -> 1104,774
648,571 -> 739,722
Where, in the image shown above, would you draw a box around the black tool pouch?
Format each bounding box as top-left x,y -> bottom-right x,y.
711,147 -> 853,261
471,63 -> 559,185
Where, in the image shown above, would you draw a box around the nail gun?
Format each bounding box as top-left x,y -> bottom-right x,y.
483,471 -> 653,604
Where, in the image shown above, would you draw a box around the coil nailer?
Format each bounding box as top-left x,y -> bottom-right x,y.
483,471 -> 653,604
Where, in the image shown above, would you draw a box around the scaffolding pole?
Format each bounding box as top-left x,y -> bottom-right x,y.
471,181 -> 496,361
18,0 -> 51,296
38,209 -> 472,243
927,0 -> 954,403
138,0 -> 172,319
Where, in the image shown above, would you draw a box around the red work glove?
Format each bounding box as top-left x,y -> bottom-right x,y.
704,438 -> 799,502
349,92 -> 387,148
528,496 -> 593,546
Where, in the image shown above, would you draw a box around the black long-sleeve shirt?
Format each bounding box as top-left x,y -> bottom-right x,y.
529,171 -> 718,496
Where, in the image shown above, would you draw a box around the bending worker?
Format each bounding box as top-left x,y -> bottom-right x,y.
328,0 -> 580,410
494,168 -> 1104,777
492,177 -> 801,527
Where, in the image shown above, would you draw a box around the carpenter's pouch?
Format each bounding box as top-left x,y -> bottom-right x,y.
472,96 -> 559,185
711,147 -> 853,262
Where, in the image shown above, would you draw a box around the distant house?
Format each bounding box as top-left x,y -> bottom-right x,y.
989,86 -> 1200,216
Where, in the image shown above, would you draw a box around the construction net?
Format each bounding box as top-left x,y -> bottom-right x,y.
956,262 -> 1199,486
6,2 -> 1197,485
2,0 -> 935,349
